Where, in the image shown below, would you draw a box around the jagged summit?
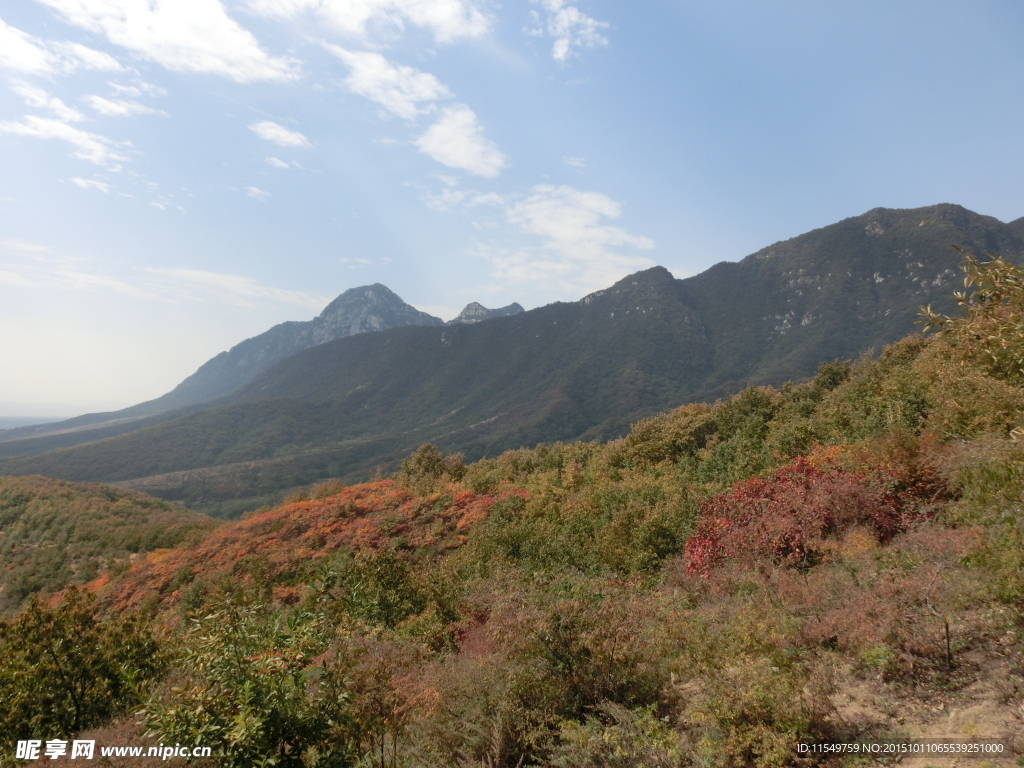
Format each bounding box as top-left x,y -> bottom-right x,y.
156,284 -> 442,408
447,301 -> 524,325
312,284 -> 442,342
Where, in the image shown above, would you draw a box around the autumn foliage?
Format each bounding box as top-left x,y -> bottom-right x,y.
684,458 -> 914,575
3,260 -> 1024,766
101,479 -> 513,614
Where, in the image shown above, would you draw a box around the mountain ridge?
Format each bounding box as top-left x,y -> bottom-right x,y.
3,203 -> 1022,514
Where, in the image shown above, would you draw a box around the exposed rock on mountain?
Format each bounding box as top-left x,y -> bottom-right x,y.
447,302 -> 525,324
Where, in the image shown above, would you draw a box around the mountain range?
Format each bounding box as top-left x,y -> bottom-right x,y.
2,203 -> 1021,516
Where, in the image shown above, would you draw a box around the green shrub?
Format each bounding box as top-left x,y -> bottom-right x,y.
142,601 -> 353,767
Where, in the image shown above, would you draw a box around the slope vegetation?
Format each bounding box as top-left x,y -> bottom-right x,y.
0,476 -> 215,612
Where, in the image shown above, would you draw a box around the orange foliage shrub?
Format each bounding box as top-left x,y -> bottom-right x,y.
102,480 -> 519,613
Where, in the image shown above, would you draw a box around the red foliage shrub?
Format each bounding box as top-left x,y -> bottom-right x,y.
684,458 -> 917,575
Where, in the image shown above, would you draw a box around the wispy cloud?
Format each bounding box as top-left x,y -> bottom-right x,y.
70,177 -> 111,192
85,95 -> 166,117
0,115 -> 130,166
526,0 -> 609,61
109,80 -> 167,98
0,244 -> 327,310
146,267 -> 327,308
430,182 -> 653,296
248,0 -> 488,44
325,45 -> 451,119
415,104 -> 508,178
36,0 -> 299,82
0,238 -> 49,254
246,186 -> 270,199
249,120 -> 311,147
12,84 -> 85,123
0,16 -> 121,75
266,156 -> 291,169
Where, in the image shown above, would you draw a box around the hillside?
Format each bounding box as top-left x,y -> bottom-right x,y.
0,476 -> 215,613
4,256 -> 1024,765
2,203 -> 1022,514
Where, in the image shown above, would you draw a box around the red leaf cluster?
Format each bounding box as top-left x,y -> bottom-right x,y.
684,458 -> 915,575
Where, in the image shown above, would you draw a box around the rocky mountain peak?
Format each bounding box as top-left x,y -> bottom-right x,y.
313,284 -> 442,344
447,301 -> 525,325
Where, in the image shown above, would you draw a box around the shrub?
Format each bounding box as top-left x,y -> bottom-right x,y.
684,458 -> 910,575
142,601 -> 353,767
921,250 -> 1024,386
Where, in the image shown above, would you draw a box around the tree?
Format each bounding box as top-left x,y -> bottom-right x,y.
0,587 -> 163,750
920,248 -> 1024,386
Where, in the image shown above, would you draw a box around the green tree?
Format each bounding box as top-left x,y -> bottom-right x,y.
399,444 -> 466,487
0,587 -> 163,753
921,248 -> 1024,385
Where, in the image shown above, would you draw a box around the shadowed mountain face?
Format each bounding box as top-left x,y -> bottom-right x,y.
448,302 -> 525,324
0,284 -> 443,445
159,284 -> 443,408
2,204 -> 1021,515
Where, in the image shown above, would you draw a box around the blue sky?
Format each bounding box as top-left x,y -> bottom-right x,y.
1,0 -> 1023,415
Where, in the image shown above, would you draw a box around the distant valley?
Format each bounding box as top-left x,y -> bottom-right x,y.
2,203 -> 1021,516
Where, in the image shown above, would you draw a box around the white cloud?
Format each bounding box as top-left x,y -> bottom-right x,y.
0,247 -> 327,309
249,120 -> 311,147
476,185 -> 653,295
424,180 -> 653,294
109,80 -> 167,97
0,17 -> 122,74
423,185 -> 502,211
35,0 -> 299,82
85,95 -> 165,117
0,238 -> 49,254
415,104 -> 508,177
246,186 -> 270,199
266,156 -> 290,168
0,115 -> 130,166
528,0 -> 608,61
12,84 -> 85,122
0,18 -> 53,74
70,177 -> 111,192
325,45 -> 450,120
563,155 -> 586,169
52,40 -> 123,71
249,0 -> 488,44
